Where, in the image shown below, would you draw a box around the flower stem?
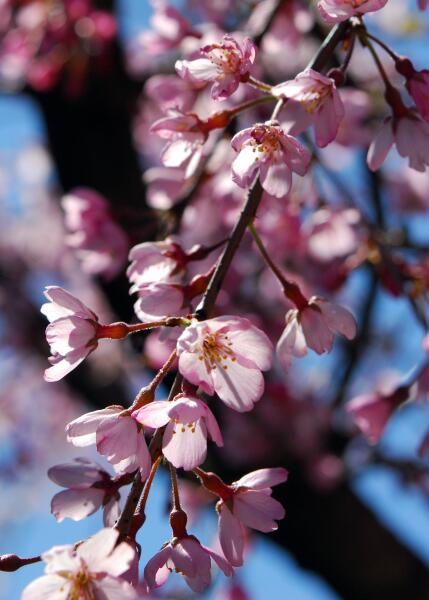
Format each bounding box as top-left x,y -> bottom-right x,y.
169,462 -> 181,511
248,221 -> 308,309
247,76 -> 273,92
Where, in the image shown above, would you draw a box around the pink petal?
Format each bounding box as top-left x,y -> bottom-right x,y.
133,401 -> 171,428
46,317 -> 95,355
103,497 -> 120,527
235,467 -> 288,490
93,575 -> 138,600
211,360 -> 265,412
203,404 -> 223,446
44,348 -> 90,382
259,160 -> 292,198
66,408 -> 121,447
318,301 -> 357,340
162,419 -> 208,470
276,317 -> 308,369
144,547 -> 172,590
41,286 -> 96,321
234,491 -> 285,532
48,458 -> 104,488
218,504 -> 245,566
178,350 -> 215,396
231,145 -> 259,188
300,307 -> 333,354
78,528 -> 118,566
22,575 -> 71,600
51,488 -> 104,522
367,119 -> 394,171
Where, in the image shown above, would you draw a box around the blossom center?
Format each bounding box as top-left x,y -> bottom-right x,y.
199,332 -> 236,370
299,85 -> 331,114
246,125 -> 282,160
208,46 -> 240,77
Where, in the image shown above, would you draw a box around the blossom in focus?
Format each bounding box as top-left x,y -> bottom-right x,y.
144,535 -> 233,593
217,468 -> 288,566
48,458 -> 120,526
346,386 -> 410,444
276,297 -> 357,369
177,316 -> 273,412
133,393 -> 223,470
66,407 -> 152,479
176,35 -> 256,101
62,188 -> 128,280
317,0 -> 388,23
150,110 -> 207,177
231,121 -> 311,198
367,110 -> 429,172
127,239 -> 187,288
273,69 -> 345,147
41,286 -> 100,382
22,528 -> 137,600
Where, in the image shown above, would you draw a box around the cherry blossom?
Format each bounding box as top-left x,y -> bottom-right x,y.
176,35 -> 256,101
273,69 -> 345,147
22,529 -> 137,600
127,238 -> 187,288
41,286 -> 100,382
133,393 -> 223,470
317,0 -> 388,23
150,110 -> 207,177
276,297 -> 357,369
177,316 -> 273,412
367,110 -> 429,172
144,535 -> 233,593
66,406 -> 152,479
216,468 -> 288,566
62,188 -> 128,280
138,1 -> 195,55
346,386 -> 410,444
48,458 -> 120,526
405,71 -> 429,122
231,121 -> 311,198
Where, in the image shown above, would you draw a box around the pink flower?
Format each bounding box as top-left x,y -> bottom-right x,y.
346,386 -> 410,444
66,406 -> 152,479
176,35 -> 256,101
317,0 -> 388,23
62,188 -> 128,280
48,458 -> 120,526
273,69 -> 345,147
133,281 -> 186,322
367,110 -> 429,172
217,468 -> 288,566
22,529 -> 137,600
138,1 -> 195,55
276,297 -> 356,369
144,535 -> 232,593
41,286 -> 100,382
177,316 -> 273,412
406,71 -> 429,122
133,393 -> 223,470
150,110 -> 207,177
127,239 -> 187,288
231,121 -> 311,198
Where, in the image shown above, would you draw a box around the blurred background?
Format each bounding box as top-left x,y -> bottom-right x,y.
1,0 -> 429,598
